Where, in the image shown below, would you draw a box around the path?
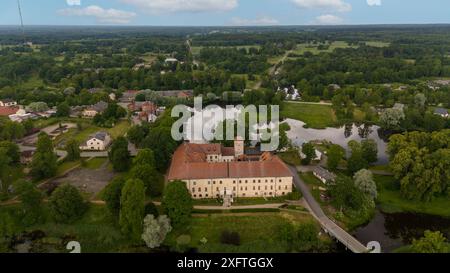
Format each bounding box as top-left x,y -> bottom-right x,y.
288,165 -> 370,253
254,49 -> 292,89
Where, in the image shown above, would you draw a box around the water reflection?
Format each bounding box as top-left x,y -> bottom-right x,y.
284,119 -> 388,164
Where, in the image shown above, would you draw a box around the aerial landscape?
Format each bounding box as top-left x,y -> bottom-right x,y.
0,0 -> 449,261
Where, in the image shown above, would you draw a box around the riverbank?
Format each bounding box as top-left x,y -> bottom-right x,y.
375,175 -> 450,218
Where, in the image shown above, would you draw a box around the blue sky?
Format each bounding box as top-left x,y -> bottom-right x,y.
1,0 -> 450,26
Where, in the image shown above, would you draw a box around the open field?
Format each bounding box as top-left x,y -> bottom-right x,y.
281,102 -> 337,129
165,211 -> 327,253
375,175 -> 450,217
54,120 -> 130,148
191,45 -> 262,56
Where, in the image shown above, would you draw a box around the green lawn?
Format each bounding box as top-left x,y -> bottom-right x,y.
281,102 -> 337,129
364,41 -> 391,48
278,151 -> 302,166
165,211 -> 324,253
56,160 -> 81,176
55,120 -> 131,147
375,175 -> 450,217
83,158 -> 107,170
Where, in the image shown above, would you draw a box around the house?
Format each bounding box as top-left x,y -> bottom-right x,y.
434,108 -> 449,118
167,138 -> 293,200
313,166 -> 336,184
109,93 -> 116,101
120,90 -> 142,103
82,101 -> 108,118
0,106 -> 20,117
0,99 -> 17,107
164,58 -> 178,63
79,132 -> 112,151
156,90 -> 194,99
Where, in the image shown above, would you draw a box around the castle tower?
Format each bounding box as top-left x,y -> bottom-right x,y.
234,136 -> 244,158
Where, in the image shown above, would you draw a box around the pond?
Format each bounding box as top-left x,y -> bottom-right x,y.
354,210 -> 450,253
284,118 -> 389,164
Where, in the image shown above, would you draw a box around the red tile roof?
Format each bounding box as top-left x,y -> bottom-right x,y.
167,143 -> 292,181
0,106 -> 19,116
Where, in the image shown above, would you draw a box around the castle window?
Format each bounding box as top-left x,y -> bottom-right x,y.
205,188 -> 208,192
192,188 -> 195,193
199,194 -> 202,198
198,188 -> 201,192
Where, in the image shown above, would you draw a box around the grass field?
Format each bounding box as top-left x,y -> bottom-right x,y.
364,41 -> 391,48
165,211 -> 324,253
278,151 -> 302,166
83,158 -> 107,170
54,120 -> 130,147
375,175 -> 450,217
281,102 -> 337,129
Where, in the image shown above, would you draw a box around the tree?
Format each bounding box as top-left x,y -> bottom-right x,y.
133,148 -> 156,167
347,140 -> 369,174
119,178 -> 145,242
301,142 -> 316,165
103,177 -> 125,217
141,215 -> 172,249
162,181 -> 193,227
0,212 -> 15,252
293,223 -> 320,252
411,231 -> 449,253
130,164 -> 164,197
0,148 -> 12,194
354,169 -> 377,199
26,102 -> 49,112
30,133 -> 57,180
361,139 -> 378,164
49,184 -> 87,223
327,144 -> 345,171
329,176 -> 365,211
56,102 -> 70,117
15,180 -> 43,225
379,108 -> 405,130
108,137 -> 131,172
0,141 -> 20,163
65,139 -> 80,161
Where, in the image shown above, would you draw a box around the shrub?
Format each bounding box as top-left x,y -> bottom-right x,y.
220,230 -> 241,246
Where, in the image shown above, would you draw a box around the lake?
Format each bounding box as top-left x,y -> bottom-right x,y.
284,118 -> 389,164
354,210 -> 450,253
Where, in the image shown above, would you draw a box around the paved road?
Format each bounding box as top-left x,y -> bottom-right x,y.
289,165 -> 369,253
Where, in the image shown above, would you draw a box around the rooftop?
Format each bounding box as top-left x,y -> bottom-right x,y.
168,143 -> 292,181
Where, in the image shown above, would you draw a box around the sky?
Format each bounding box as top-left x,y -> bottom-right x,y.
1,0 -> 450,26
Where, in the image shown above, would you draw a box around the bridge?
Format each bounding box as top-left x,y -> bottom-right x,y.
289,166 -> 371,253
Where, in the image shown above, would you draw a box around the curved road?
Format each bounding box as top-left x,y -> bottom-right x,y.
289,166 -> 369,253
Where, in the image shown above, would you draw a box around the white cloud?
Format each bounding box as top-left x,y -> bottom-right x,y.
66,0 -> 81,6
292,0 -> 351,12
367,0 -> 381,6
120,0 -> 238,13
58,5 -> 137,24
230,16 -> 279,26
313,14 -> 344,25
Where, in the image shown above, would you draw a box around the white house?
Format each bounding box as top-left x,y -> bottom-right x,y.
0,99 -> 17,107
79,132 -> 112,151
